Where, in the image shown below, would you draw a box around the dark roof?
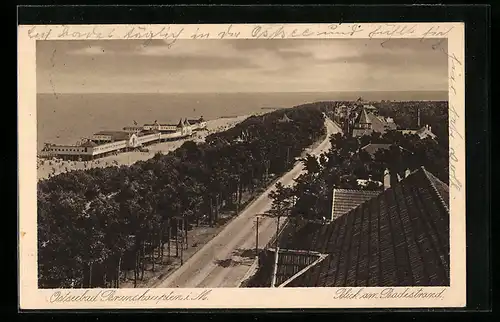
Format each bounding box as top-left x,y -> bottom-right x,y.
352,111 -> 397,137
355,108 -> 371,125
93,131 -> 130,141
80,141 -> 97,147
177,119 -> 184,127
360,143 -> 393,157
397,127 -> 437,140
371,115 -> 398,132
253,167 -> 450,287
331,189 -> 381,220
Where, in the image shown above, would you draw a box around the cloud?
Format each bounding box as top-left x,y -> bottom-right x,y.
37,39 -> 448,94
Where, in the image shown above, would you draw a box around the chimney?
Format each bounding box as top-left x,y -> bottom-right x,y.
428,125 -> 432,132
417,107 -> 421,128
405,168 -> 411,178
383,168 -> 391,189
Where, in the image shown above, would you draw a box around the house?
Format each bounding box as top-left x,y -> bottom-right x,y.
278,114 -> 292,123
188,116 -> 208,131
351,107 -> 397,138
245,166 -> 450,287
91,130 -> 131,144
398,125 -> 437,140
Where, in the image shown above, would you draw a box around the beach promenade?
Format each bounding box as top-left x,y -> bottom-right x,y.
155,118 -> 342,288
37,115 -> 248,181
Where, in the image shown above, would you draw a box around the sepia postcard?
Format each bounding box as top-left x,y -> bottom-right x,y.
18,22 -> 466,309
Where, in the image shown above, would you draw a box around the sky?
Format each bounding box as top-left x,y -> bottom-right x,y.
36,38 -> 448,94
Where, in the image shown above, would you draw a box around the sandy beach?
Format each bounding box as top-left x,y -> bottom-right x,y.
37,115 -> 249,181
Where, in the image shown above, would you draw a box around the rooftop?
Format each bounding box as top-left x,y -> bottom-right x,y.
250,167 -> 450,288
355,108 -> 371,125
352,110 -> 398,137
93,131 -> 130,141
80,141 -> 97,147
398,126 -> 437,140
143,123 -> 177,127
331,189 -> 381,220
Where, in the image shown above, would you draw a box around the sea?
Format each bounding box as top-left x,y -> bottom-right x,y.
37,91 -> 447,151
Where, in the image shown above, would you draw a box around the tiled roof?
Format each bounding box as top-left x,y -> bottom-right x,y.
371,114 -> 397,132
331,189 -> 381,220
252,167 -> 450,287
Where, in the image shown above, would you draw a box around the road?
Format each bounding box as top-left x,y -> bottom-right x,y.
155,118 -> 343,288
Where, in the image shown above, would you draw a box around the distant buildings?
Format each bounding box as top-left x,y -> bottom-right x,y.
40,116 -> 207,160
278,114 -> 292,123
351,107 -> 397,138
345,104 -> 438,141
245,167 -> 450,287
397,125 -> 437,140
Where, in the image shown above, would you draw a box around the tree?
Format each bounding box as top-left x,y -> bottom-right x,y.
37,103 -> 328,288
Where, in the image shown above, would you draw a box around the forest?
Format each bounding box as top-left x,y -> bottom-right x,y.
37,104 -> 326,288
374,100 -> 449,146
268,128 -> 450,223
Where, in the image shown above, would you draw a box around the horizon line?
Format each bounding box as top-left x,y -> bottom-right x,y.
37,90 -> 449,95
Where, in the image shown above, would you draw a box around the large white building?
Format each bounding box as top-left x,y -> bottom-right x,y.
40,117 -> 206,160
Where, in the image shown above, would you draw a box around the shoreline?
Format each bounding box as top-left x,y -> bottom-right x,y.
37,115 -> 249,181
